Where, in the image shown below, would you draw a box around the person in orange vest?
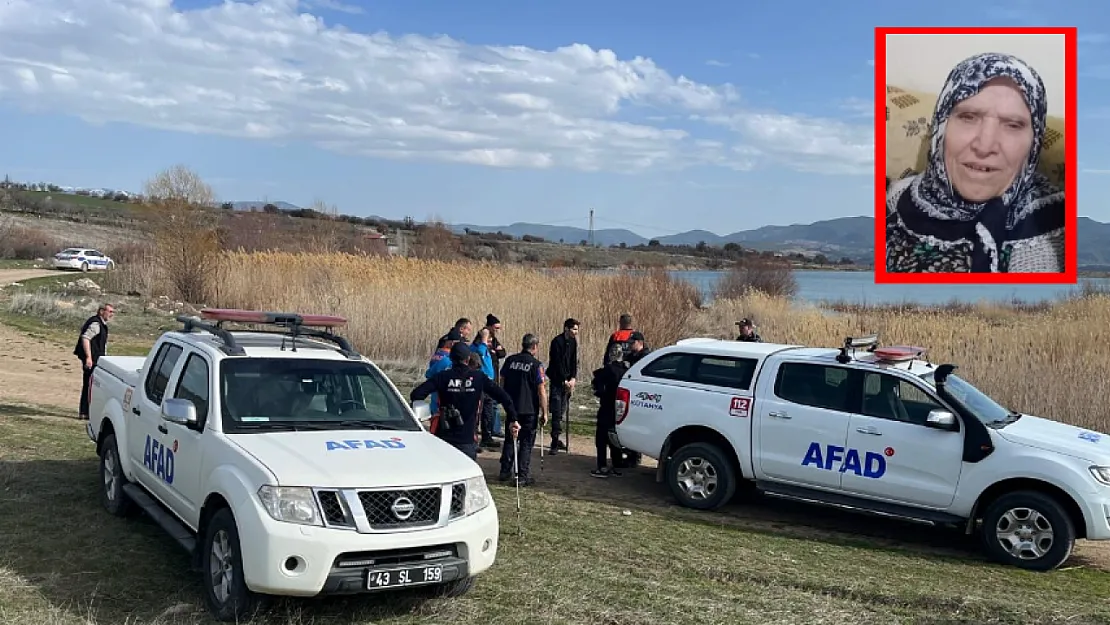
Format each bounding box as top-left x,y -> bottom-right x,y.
603,313 -> 635,366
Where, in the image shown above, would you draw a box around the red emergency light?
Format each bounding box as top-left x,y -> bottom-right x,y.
199,308 -> 348,328
872,346 -> 926,363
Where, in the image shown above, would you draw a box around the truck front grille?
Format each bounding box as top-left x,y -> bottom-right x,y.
357,487 -> 442,529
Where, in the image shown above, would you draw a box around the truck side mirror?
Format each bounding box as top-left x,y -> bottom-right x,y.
412,401 -> 432,429
161,398 -> 198,427
924,409 -> 957,431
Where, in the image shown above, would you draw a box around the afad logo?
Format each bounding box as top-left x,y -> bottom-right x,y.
801,442 -> 887,479
326,437 -> 407,451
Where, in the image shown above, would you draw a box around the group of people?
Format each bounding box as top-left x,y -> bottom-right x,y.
408,312 -> 660,485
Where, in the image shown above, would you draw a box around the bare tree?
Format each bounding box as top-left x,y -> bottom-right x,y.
143,165 -> 221,303
714,257 -> 798,299
143,164 -> 216,208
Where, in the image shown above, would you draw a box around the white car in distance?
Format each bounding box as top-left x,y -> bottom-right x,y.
86,308 -> 499,622
611,335 -> 1110,572
52,247 -> 115,271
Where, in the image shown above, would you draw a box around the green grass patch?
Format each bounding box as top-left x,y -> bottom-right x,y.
2,408 -> 1110,624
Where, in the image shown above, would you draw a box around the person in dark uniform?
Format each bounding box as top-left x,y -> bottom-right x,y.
546,318 -> 579,454
736,318 -> 762,342
484,314 -> 508,438
624,331 -> 651,366
410,342 -> 517,460
74,303 -> 114,420
590,343 -> 630,478
497,333 -> 548,485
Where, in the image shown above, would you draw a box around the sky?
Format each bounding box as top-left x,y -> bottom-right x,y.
1,0 -> 1109,239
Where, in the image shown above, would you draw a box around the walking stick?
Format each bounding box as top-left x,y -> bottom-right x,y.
512,432 -> 522,536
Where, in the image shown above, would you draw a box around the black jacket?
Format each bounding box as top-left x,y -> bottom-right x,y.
625,347 -> 650,367
489,335 -> 507,381
500,351 -> 544,417
547,333 -> 578,385
410,364 -> 517,447
736,332 -> 762,342
74,315 -> 108,362
594,360 -> 629,426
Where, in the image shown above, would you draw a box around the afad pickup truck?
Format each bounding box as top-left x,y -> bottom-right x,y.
86,309 -> 499,622
611,335 -> 1110,572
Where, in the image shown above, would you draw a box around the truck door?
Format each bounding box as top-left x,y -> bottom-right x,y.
754,360 -> 859,491
134,341 -> 185,503
161,351 -> 212,527
840,371 -> 964,508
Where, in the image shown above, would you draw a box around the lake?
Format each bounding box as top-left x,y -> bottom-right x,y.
671,270 -> 1110,305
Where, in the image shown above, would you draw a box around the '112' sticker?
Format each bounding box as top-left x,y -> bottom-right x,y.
729,397 -> 751,418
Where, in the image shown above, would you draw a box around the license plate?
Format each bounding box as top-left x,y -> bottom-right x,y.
366,564 -> 443,589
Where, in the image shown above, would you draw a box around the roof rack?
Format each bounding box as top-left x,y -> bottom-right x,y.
176,308 -> 361,359
835,334 -> 879,364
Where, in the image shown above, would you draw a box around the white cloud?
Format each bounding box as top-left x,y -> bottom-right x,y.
0,0 -> 872,174
705,59 -> 730,67
304,0 -> 364,14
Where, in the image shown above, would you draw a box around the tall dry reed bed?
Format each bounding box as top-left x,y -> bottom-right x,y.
105,251 -> 1110,430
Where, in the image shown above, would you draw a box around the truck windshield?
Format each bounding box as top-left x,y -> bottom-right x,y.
917,370 -> 1015,425
219,358 -> 420,433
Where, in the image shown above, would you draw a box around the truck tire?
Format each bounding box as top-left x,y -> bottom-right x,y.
666,442 -> 737,511
978,490 -> 1076,572
201,508 -> 264,622
99,433 -> 135,517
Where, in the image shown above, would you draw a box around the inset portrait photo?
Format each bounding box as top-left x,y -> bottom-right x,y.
874,27 -> 1077,284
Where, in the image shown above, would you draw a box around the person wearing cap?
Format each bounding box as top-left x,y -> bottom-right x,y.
485,314 -> 508,438
410,342 -> 518,460
424,328 -> 464,424
736,318 -> 762,342
603,313 -> 635,366
624,330 -> 651,366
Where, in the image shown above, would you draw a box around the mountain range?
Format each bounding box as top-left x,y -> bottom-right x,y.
230,200 -> 1110,268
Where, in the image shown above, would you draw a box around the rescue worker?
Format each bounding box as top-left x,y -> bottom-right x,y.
485,314 -> 507,438
546,317 -> 579,454
498,333 -> 548,485
425,328 -> 463,419
410,342 -> 517,460
624,331 -> 650,366
615,331 -> 649,469
472,327 -> 500,450
590,343 -> 629,478
74,303 -> 114,420
736,318 -> 762,342
437,318 -> 473,348
603,313 -> 635,366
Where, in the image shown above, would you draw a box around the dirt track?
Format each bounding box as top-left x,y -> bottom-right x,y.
0,267 -> 1106,572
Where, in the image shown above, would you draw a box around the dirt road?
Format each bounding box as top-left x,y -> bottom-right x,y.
0,268 -> 60,284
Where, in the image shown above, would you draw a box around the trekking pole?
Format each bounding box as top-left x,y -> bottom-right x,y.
565,389 -> 572,455
539,416 -> 545,472
512,433 -> 523,536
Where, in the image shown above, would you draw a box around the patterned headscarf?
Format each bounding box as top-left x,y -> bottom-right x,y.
909,52 -> 1061,227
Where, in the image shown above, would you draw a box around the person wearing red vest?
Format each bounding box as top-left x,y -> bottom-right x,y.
603,313 -> 635,366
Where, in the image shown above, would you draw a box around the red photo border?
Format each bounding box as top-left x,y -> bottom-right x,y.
873,26 -> 1078,284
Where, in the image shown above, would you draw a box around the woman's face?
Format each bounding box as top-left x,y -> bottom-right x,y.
942,78 -> 1034,202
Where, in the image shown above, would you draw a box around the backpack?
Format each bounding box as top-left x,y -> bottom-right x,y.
609,329 -> 634,362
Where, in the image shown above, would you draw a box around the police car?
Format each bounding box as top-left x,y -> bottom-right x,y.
610,334 -> 1110,572
52,247 -> 115,271
86,308 -> 499,622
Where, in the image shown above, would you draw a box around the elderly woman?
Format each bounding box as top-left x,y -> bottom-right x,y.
885,52 -> 1065,273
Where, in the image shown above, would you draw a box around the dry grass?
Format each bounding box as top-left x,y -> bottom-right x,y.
93,250 -> 1110,431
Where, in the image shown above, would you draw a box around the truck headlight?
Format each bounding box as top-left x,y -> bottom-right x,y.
257,485 -> 323,526
463,476 -> 491,516
1089,466 -> 1110,486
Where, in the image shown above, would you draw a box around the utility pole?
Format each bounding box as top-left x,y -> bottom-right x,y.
588,208 -> 594,247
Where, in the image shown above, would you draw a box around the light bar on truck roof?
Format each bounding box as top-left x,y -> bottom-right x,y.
199,308 -> 348,328
872,346 -> 927,364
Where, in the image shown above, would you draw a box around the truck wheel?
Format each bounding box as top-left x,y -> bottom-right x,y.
201,508 -> 264,622
99,433 -> 135,517
666,442 -> 737,511
979,490 -> 1076,572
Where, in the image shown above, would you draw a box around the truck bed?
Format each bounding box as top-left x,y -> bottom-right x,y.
97,356 -> 146,389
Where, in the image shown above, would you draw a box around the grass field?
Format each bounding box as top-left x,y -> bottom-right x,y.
6,258 -> 1110,623
4,408 -> 1110,625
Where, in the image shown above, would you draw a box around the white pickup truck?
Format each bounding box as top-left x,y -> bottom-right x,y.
611,335 -> 1110,572
86,309 -> 499,622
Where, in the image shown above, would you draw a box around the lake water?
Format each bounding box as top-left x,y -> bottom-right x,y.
671,270 -> 1110,305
